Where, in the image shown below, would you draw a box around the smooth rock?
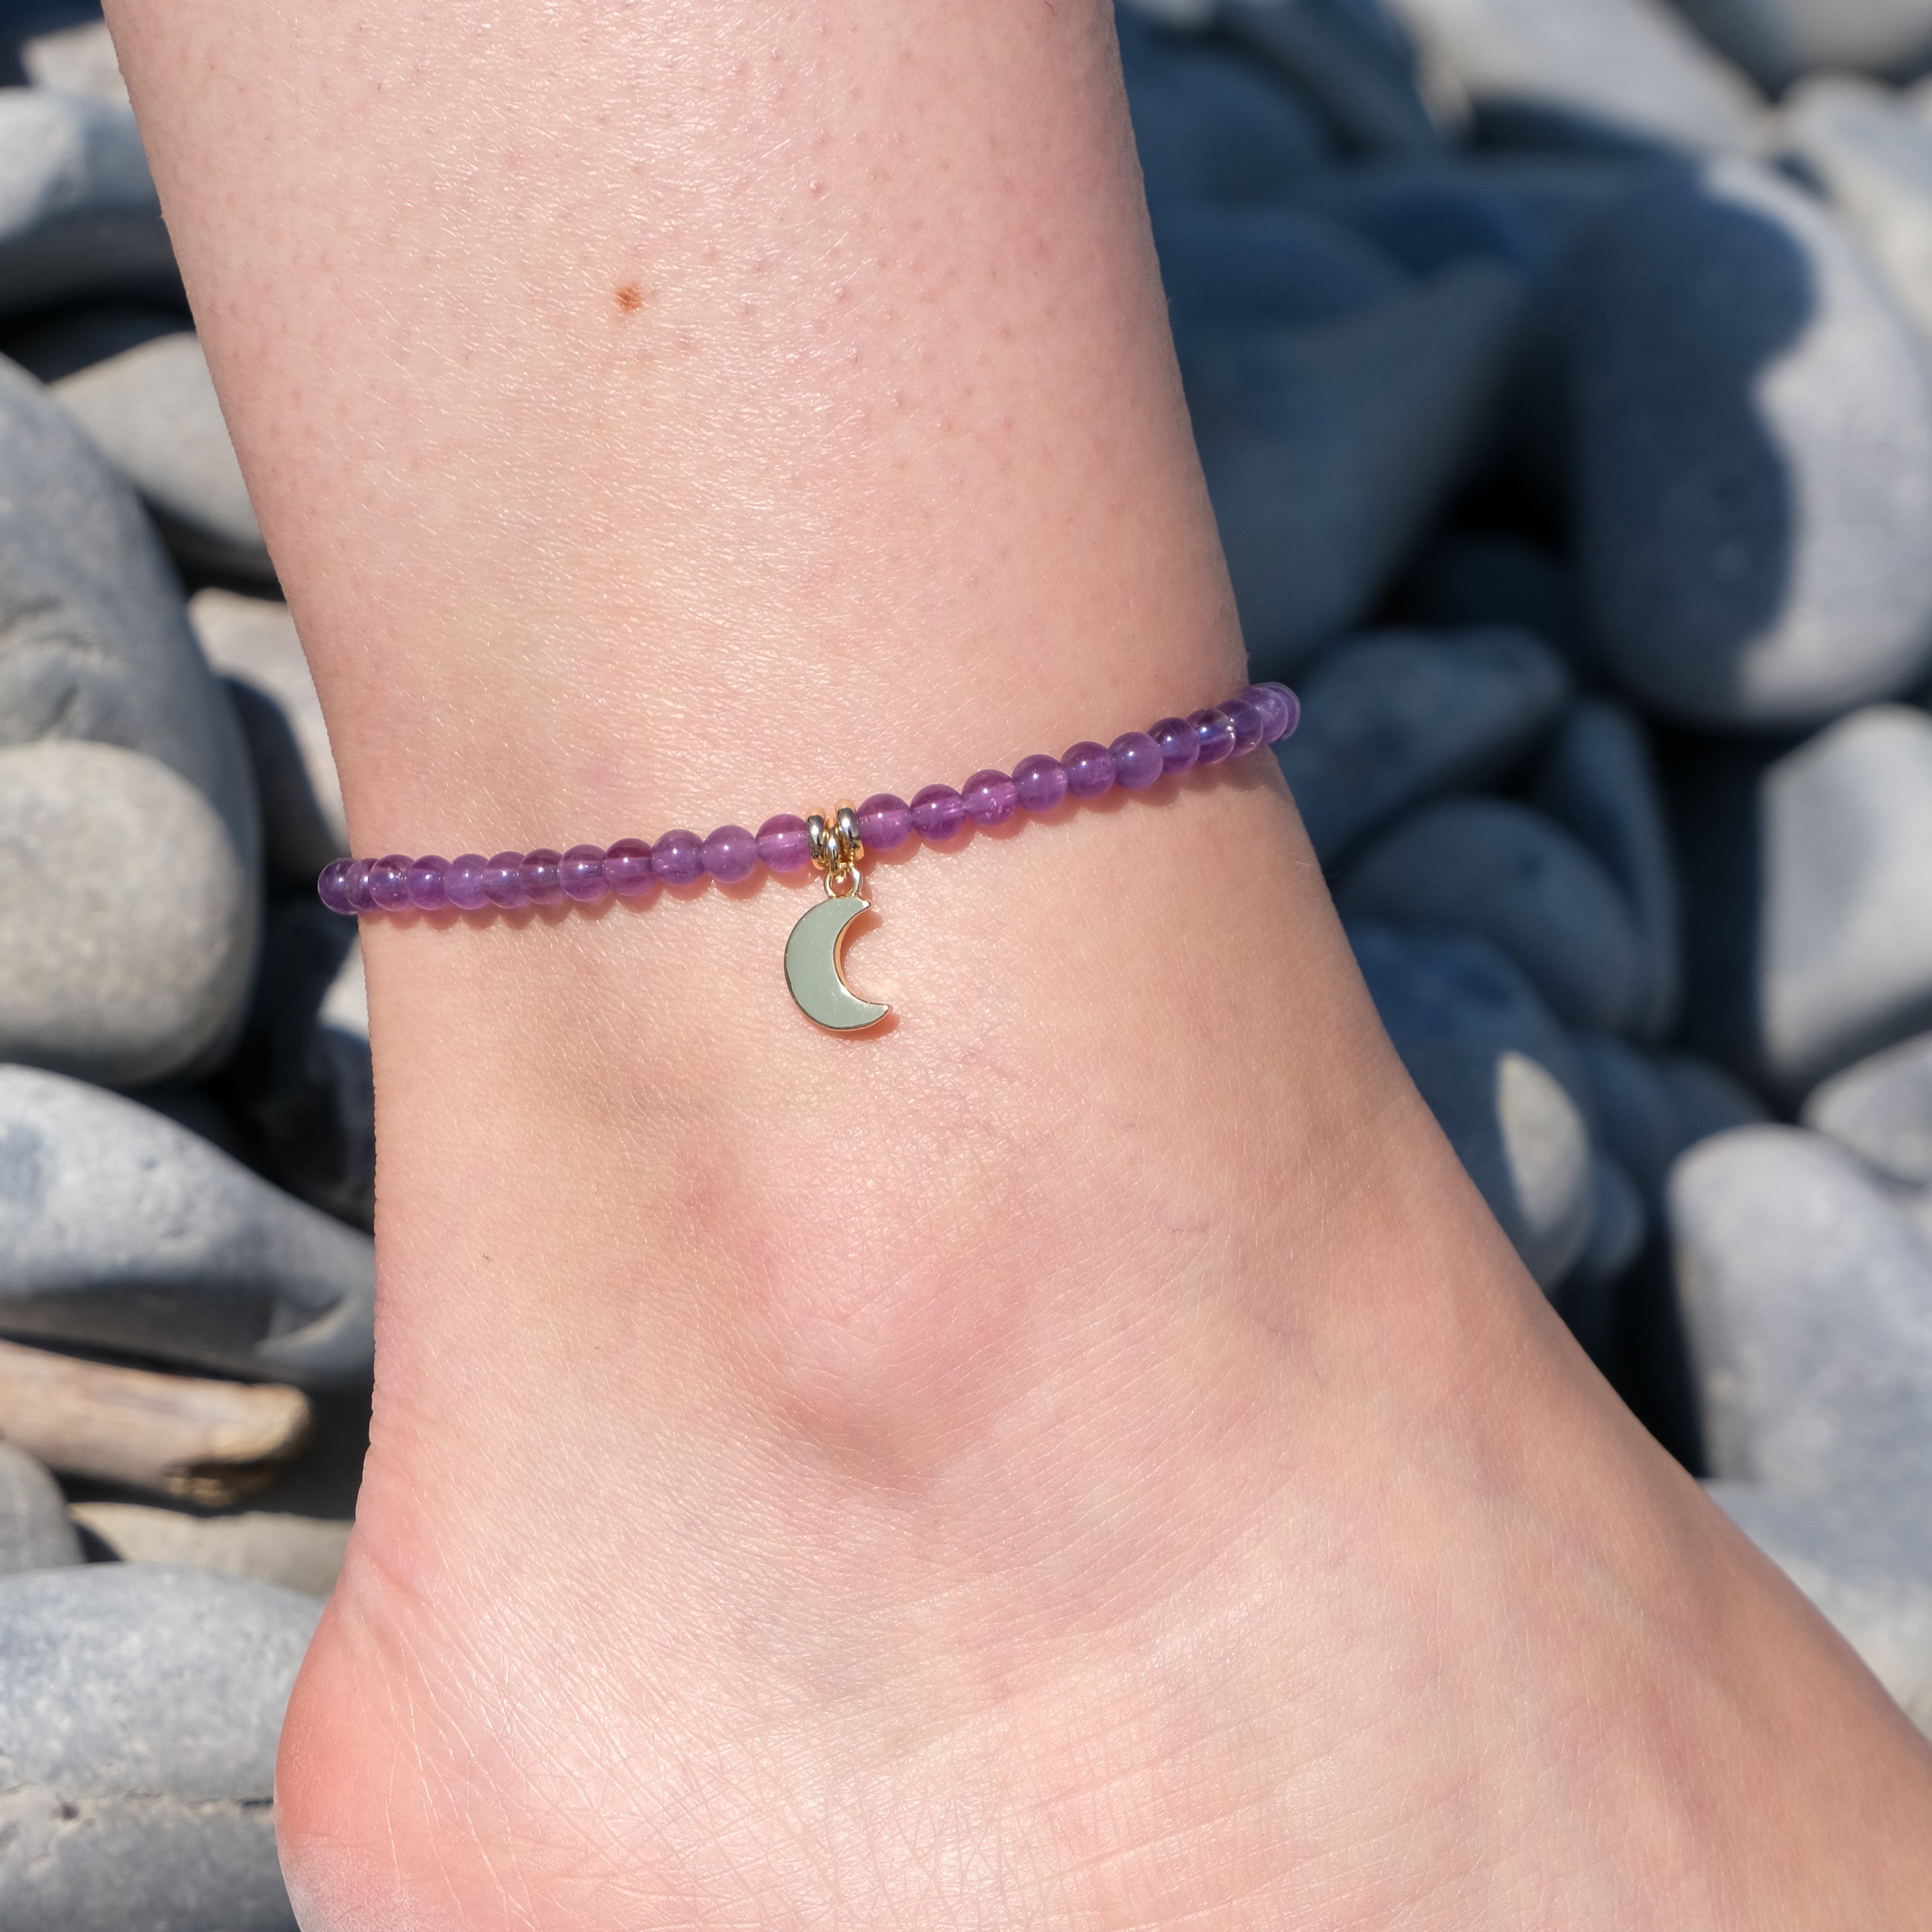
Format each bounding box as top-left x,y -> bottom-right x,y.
1565,1150 -> 1650,1290
52,332 -> 271,581
1710,1482 -> 1932,1737
1531,699 -> 1682,1041
1803,1031 -> 1932,1189
1572,159 -> 1932,730
0,1064 -> 374,1387
1671,0 -> 1932,91
1685,707 -> 1932,1100
1576,1034 -> 1767,1198
18,20 -> 128,104
0,298 -> 182,380
1156,204 -> 1409,330
1275,626 -> 1570,864
1404,532 -> 1588,664
1652,1049 -> 1769,1144
1185,262 -> 1527,677
1670,1125 -> 1932,1493
0,741 -> 255,1086
191,590 -> 344,880
0,1440 -> 80,1576
70,1504 -> 350,1598
0,1564 -> 316,1932
0,354 -> 259,857
1339,797 -> 1649,1035
1118,11 -> 1330,207
1384,0 -> 1760,156
1350,921 -> 1596,1285
1780,76 -> 1932,346
0,88 -> 176,318
217,902 -> 374,1230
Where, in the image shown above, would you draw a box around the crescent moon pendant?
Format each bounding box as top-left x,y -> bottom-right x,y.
785,891 -> 889,1032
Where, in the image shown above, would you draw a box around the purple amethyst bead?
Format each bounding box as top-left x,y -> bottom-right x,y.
1061,741 -> 1116,800
1012,755 -> 1069,815
1223,697 -> 1265,756
406,854 -> 449,911
1150,716 -> 1199,775
481,851 -> 528,908
445,853 -> 491,911
519,848 -> 564,904
367,854 -> 412,914
602,838 -> 656,897
702,824 -> 759,884
855,792 -> 913,853
756,815 -> 812,874
961,768 -> 1018,828
910,783 -> 966,842
346,860 -> 377,914
1267,683 -> 1301,743
1239,683 -> 1293,745
560,844 -> 610,901
1110,731 -> 1163,791
651,829 -> 705,888
1190,707 -> 1236,766
317,858 -> 358,915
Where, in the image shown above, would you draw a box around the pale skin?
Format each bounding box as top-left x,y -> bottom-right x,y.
104,1 -> 1932,1925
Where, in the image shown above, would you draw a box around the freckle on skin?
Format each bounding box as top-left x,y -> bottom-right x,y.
616,283 -> 643,313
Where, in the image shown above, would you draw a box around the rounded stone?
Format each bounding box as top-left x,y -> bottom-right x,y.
444,853 -> 491,912
651,829 -> 705,888
1151,716 -> 1199,775
316,858 -> 358,915
0,1441 -> 81,1577
1061,742 -> 1116,800
754,816 -> 811,874
910,783 -> 967,842
601,838 -> 655,897
519,848 -> 564,905
701,825 -> 759,884
405,854 -> 449,911
560,844 -> 609,901
1012,756 -> 1069,814
480,851 -> 527,909
1110,731 -> 1164,791
1190,707 -> 1236,766
961,769 -> 1018,828
365,854 -> 412,914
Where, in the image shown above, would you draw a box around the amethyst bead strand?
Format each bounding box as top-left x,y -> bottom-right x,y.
446,854 -> 491,911
317,858 -> 359,915
481,851 -> 527,908
702,824 -> 760,884
520,848 -> 564,905
1150,717 -> 1199,775
651,830 -> 705,888
1110,731 -> 1163,790
856,792 -> 913,853
756,815 -> 813,874
1012,756 -> 1069,815
561,845 -> 610,901
910,784 -> 966,842
1189,707 -> 1237,766
602,838 -> 655,897
961,768 -> 1018,828
407,855 -> 449,911
1062,741 -> 1116,800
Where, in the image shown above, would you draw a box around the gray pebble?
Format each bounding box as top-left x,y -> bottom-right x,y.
1573,159 -> 1932,729
1384,0 -> 1760,156
0,89 -> 177,318
1531,699 -> 1682,1041
191,590 -> 344,882
0,1565 -> 316,1932
0,1441 -> 80,1577
1652,1048 -> 1769,1144
1803,1031 -> 1932,1189
1565,1149 -> 1650,1291
1185,261 -> 1527,678
1276,626 -> 1571,866
1575,1033 -> 1767,1198
69,1504 -> 350,1599
0,354 -> 259,864
52,332 -> 272,583
1338,797 -> 1649,1035
0,1064 -> 374,1388
1779,76 -> 1932,347
0,742 -> 255,1087
1404,532 -> 1588,664
1157,205 -> 1409,332
1670,0 -> 1932,92
0,300 -> 182,382
18,22 -> 130,106
1709,1481 -> 1932,1736
1350,921 -> 1596,1284
1670,1125 -> 1932,1494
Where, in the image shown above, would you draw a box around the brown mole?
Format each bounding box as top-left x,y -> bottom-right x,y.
616,283 -> 643,313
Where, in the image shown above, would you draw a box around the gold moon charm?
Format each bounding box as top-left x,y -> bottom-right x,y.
785,888 -> 889,1032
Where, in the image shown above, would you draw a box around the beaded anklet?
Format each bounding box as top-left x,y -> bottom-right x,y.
318,681 -> 1299,1031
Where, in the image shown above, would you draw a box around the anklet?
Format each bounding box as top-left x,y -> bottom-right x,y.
317,682 -> 1299,1031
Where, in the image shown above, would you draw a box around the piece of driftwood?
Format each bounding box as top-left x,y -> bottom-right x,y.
0,1338 -> 312,1505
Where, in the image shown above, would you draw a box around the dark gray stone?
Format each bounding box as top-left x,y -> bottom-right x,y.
1185,262 -> 1527,677
191,591 -> 344,883
0,1065 -> 374,1387
1575,1033 -> 1767,1198
1338,797 -> 1649,1035
0,741 -> 255,1087
1532,699 -> 1682,1041
0,354 -> 259,862
1671,0 -> 1932,92
1670,1125 -> 1932,1494
1350,921 -> 1596,1284
1404,533 -> 1588,664
1565,1151 -> 1649,1291
0,301 -> 180,382
0,1441 -> 80,1577
1804,1031 -> 1932,1189
1573,159 -> 1932,730
52,332 -> 272,583
1709,1482 -> 1932,1735
1779,76 -> 1932,347
0,1565 -> 316,1932
1157,204 -> 1409,331
1385,0 -> 1760,155
0,89 -> 177,318
1651,1049 -> 1768,1144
